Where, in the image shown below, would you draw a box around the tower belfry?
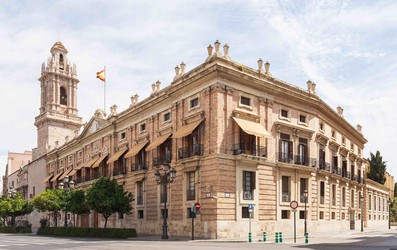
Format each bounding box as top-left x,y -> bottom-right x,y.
33,41 -> 83,159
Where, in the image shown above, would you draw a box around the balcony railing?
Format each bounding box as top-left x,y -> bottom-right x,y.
278,152 -> 293,164
332,167 -> 341,175
186,190 -> 195,201
131,163 -> 147,172
153,154 -> 171,167
342,169 -> 351,179
293,155 -> 310,166
92,172 -> 101,180
137,195 -> 143,205
319,161 -> 330,171
113,168 -> 126,176
233,143 -> 267,157
178,144 -> 204,159
352,174 -> 358,182
282,192 -> 290,202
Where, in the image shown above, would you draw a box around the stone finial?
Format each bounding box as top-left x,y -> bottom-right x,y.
337,106 -> 344,117
130,94 -> 139,107
312,83 -> 316,94
223,44 -> 230,60
156,80 -> 161,92
207,44 -> 213,59
307,80 -> 316,95
65,136 -> 69,143
180,62 -> 186,74
356,124 -> 362,133
264,61 -> 271,76
257,58 -> 263,72
151,83 -> 156,95
110,104 -> 118,116
175,65 -> 180,76
214,40 -> 220,52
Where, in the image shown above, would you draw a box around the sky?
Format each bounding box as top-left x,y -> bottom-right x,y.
0,0 -> 396,190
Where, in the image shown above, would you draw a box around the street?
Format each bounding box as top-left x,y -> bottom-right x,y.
0,229 -> 396,250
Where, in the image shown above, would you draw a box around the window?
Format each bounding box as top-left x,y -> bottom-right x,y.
243,171 -> 255,200
359,192 -> 362,209
279,133 -> 292,162
59,159 -> 64,168
281,210 -> 290,219
297,138 -> 308,165
136,181 -> 143,205
300,178 -> 308,203
320,181 -> 325,205
140,123 -> 146,132
379,197 -> 381,211
319,211 -> 324,219
60,86 -> 67,105
78,151 -> 83,159
299,115 -> 306,123
68,155 -> 73,165
118,213 -> 124,219
319,122 -> 324,131
59,53 -> 64,63
350,143 -> 354,151
351,190 -> 355,208
331,212 -> 335,220
138,210 -> 144,219
190,97 -> 199,108
332,184 -> 336,206
161,209 -> 168,219
342,137 -> 346,145
187,172 -> 195,201
282,176 -> 290,202
369,195 -> 372,210
240,96 -> 251,106
120,132 -> 126,140
331,130 -> 336,138
319,145 -> 326,169
242,207 -> 252,218
374,196 -> 377,211
163,112 -> 171,122
299,211 -> 307,219
281,109 -> 288,118
342,187 -> 346,207
342,213 -> 345,220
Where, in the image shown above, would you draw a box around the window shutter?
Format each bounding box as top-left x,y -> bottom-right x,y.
288,141 -> 293,158
251,172 -> 256,190
279,140 -> 282,155
243,171 -> 247,191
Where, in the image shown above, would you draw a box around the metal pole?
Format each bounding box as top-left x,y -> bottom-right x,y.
162,175 -> 169,239
304,197 -> 307,236
294,210 -> 296,243
249,211 -> 252,243
389,201 -> 391,230
361,205 -> 363,232
192,212 -> 194,240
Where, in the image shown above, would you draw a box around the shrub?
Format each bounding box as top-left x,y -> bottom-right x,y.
37,227 -> 137,238
40,218 -> 48,229
0,225 -> 32,234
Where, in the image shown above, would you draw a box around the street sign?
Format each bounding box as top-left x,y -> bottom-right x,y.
195,202 -> 201,211
248,204 -> 253,213
290,200 -> 299,209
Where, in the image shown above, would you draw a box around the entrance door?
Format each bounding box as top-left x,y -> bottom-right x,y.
349,211 -> 355,230
80,214 -> 89,228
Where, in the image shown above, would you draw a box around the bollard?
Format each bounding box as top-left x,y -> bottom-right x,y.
279,232 -> 283,243
263,232 -> 266,242
248,232 -> 252,243
275,232 -> 279,243
305,232 -> 309,244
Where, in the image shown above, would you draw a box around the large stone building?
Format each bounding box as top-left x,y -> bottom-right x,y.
39,40 -> 391,238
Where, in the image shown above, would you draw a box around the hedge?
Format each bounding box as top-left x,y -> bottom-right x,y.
0,226 -> 32,234
37,227 -> 137,238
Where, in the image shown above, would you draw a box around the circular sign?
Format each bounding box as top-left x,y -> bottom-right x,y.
195,202 -> 201,211
290,200 -> 299,209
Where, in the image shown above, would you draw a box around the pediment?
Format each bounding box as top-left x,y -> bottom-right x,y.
79,116 -> 109,139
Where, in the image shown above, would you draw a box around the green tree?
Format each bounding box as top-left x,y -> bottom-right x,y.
394,182 -> 397,198
367,151 -> 387,184
31,189 -> 66,227
86,177 -> 133,228
0,196 -> 11,225
0,194 -> 32,226
65,189 -> 90,221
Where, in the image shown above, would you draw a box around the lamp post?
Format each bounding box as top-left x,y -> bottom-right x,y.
154,164 -> 176,240
59,175 -> 74,227
360,194 -> 364,232
304,189 -> 308,236
389,198 -> 392,230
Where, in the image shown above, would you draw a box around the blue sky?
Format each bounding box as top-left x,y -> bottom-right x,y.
0,0 -> 396,188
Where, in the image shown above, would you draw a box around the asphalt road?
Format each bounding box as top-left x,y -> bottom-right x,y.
0,230 -> 396,250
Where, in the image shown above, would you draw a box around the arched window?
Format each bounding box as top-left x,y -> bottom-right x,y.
59,54 -> 64,63
60,86 -> 67,105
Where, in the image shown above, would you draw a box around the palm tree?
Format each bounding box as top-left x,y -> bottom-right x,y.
367,151 -> 387,184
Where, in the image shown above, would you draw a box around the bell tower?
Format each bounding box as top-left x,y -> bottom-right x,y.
33,41 -> 83,159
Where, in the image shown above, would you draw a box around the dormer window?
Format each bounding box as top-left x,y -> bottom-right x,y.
60,86 -> 67,105
59,54 -> 64,63
240,96 -> 251,107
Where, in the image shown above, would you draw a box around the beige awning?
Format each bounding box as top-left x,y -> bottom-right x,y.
107,148 -> 128,164
82,158 -> 99,168
172,118 -> 204,139
68,169 -> 77,176
50,171 -> 64,182
58,168 -> 73,180
42,174 -> 54,183
75,164 -> 84,170
124,142 -> 147,158
92,154 -> 108,168
233,117 -> 271,138
145,133 -> 172,151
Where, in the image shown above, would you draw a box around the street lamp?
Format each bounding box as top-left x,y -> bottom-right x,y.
154,164 -> 176,240
388,198 -> 392,230
304,189 -> 308,236
59,175 -> 74,227
360,194 -> 364,232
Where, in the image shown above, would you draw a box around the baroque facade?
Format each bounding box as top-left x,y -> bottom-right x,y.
4,40 -> 391,237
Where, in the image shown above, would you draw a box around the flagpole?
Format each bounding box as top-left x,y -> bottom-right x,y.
104,66 -> 106,115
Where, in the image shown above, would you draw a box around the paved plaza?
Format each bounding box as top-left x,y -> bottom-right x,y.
0,228 -> 396,250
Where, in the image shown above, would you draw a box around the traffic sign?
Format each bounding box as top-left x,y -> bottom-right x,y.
290,200 -> 299,209
248,204 -> 253,213
195,202 -> 201,211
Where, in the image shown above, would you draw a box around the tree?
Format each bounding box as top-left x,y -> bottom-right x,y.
367,151 -> 387,184
86,177 -> 134,228
31,189 -> 66,227
65,189 -> 90,225
394,182 -> 397,198
0,194 -> 32,226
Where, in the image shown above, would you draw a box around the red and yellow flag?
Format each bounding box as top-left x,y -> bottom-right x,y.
96,68 -> 106,82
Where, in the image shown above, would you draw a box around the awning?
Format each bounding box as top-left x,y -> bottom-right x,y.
107,148 -> 128,164
145,133 -> 172,151
50,171 -> 64,182
42,174 -> 54,183
68,169 -> 77,176
124,142 -> 147,158
232,117 -> 271,138
58,168 -> 73,180
83,158 -> 99,168
172,118 -> 204,139
92,154 -> 108,168
75,164 -> 84,170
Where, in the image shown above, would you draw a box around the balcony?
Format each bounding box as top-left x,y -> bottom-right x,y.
186,190 -> 195,201
278,152 -> 293,164
319,161 -> 330,171
131,163 -> 147,172
332,167 -> 341,175
113,168 -> 126,176
233,143 -> 267,157
352,174 -> 358,182
342,169 -> 351,179
178,144 -> 204,159
153,154 -> 171,167
137,195 -> 143,205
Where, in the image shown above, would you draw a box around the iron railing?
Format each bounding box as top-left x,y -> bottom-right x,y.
153,154 -> 171,167
319,161 -> 330,171
278,152 -> 294,164
131,163 -> 147,172
293,155 -> 310,166
233,143 -> 267,157
342,169 -> 351,179
113,168 -> 126,176
178,144 -> 204,159
332,167 -> 341,175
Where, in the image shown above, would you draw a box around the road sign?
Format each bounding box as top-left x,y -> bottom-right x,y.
290,200 -> 299,209
248,204 -> 253,213
195,202 -> 201,211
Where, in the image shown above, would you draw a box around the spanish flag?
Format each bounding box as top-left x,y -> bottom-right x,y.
96,68 -> 106,82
